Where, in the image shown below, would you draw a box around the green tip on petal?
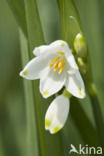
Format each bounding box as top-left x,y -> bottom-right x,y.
43,90 -> 49,96
78,88 -> 82,97
45,119 -> 51,128
52,126 -> 62,134
61,41 -> 65,46
22,70 -> 28,76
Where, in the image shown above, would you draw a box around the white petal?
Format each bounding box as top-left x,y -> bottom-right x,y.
67,68 -> 77,75
45,95 -> 70,134
20,54 -> 52,80
65,70 -> 85,98
33,40 -> 71,57
40,68 -> 66,98
33,45 -> 48,56
66,53 -> 78,70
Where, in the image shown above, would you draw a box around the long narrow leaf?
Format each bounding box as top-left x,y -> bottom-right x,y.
6,0 -> 27,35
19,28 -> 40,156
73,0 -> 104,148
58,0 -> 98,146
23,0 -> 63,155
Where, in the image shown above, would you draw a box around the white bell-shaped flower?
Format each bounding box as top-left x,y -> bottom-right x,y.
20,40 -> 85,99
45,94 -> 70,134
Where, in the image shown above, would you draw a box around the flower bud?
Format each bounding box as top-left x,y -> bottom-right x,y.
77,57 -> 87,75
74,33 -> 87,58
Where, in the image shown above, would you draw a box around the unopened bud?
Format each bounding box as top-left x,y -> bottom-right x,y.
77,57 -> 87,75
74,33 -> 87,58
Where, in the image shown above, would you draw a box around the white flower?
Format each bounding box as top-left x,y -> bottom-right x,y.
20,40 -> 85,99
45,94 -> 70,134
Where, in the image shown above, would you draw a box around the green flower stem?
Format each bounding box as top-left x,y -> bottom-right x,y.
82,64 -> 104,147
89,89 -> 104,148
63,89 -> 72,98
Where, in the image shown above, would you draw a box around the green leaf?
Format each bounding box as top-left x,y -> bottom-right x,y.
21,0 -> 63,155
71,98 -> 98,146
6,0 -> 27,35
73,0 -> 104,118
24,0 -> 44,52
73,0 -> 104,147
19,28 -> 40,156
0,132 -> 5,156
58,0 -> 98,146
58,0 -> 80,47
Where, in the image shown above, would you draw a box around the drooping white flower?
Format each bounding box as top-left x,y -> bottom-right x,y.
45,94 -> 70,134
20,40 -> 85,99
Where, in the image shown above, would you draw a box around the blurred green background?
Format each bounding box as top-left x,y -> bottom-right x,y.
0,0 -> 60,155
0,0 -> 104,156
0,0 -> 26,155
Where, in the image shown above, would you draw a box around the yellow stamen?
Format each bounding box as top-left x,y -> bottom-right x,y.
58,61 -> 62,68
58,65 -> 65,74
54,62 -> 59,71
49,54 -> 66,74
50,56 -> 60,68
58,58 -> 66,74
58,58 -> 65,67
56,51 -> 64,55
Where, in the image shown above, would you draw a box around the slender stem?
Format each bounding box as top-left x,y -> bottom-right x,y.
89,95 -> 104,148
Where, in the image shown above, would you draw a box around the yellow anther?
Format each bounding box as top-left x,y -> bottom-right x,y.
54,62 -> 59,71
58,64 -> 65,74
49,54 -> 66,74
58,61 -> 62,68
56,51 -> 64,55
58,58 -> 66,74
49,56 -> 60,68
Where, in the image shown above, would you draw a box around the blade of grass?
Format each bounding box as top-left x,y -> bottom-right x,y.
6,0 -> 27,35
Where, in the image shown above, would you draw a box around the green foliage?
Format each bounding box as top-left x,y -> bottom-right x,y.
6,0 -> 27,35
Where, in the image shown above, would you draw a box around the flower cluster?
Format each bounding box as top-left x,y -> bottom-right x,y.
20,40 -> 85,134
